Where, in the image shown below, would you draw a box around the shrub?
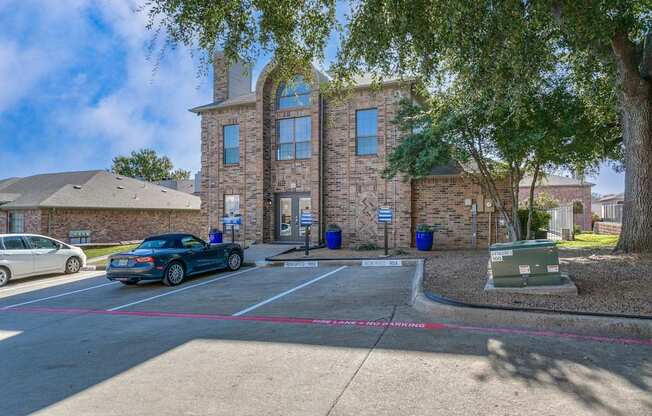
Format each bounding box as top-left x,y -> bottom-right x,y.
517,209 -> 551,239
416,224 -> 435,232
353,241 -> 380,251
572,200 -> 584,214
326,224 -> 341,232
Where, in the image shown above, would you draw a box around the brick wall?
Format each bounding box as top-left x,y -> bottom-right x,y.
322,84 -> 412,248
213,52 -> 228,103
42,208 -> 201,244
200,103 -> 258,243
412,176 -> 512,249
518,185 -> 593,231
200,61 -> 507,248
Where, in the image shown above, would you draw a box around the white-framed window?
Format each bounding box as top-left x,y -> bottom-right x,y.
8,211 -> 24,233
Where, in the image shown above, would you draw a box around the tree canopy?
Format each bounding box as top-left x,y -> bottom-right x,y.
145,0 -> 652,251
111,148 -> 190,182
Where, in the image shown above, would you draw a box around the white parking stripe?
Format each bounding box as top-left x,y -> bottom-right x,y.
232,266 -> 347,317
107,267 -> 260,311
0,272 -> 105,293
1,282 -> 118,309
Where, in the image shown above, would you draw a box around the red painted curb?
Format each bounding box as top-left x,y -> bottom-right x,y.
3,306 -> 651,346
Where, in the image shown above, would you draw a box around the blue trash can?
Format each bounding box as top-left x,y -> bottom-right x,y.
415,231 -> 434,251
325,229 -> 342,249
209,229 -> 223,244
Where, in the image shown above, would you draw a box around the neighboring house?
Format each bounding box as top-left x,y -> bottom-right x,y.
592,193 -> 624,218
518,175 -> 594,231
189,54 -> 512,249
598,192 -> 624,222
0,171 -> 201,244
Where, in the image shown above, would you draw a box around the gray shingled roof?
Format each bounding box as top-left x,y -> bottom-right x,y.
519,175 -> 594,188
190,92 -> 257,113
0,171 -> 200,210
157,179 -> 196,195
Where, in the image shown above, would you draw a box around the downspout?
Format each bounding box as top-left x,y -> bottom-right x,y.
319,93 -> 325,244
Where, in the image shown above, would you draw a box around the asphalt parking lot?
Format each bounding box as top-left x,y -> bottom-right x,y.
1,264 -> 650,416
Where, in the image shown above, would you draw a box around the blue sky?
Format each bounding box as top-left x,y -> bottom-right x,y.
0,0 -> 624,195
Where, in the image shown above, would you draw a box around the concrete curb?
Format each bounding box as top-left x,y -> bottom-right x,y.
410,259 -> 652,339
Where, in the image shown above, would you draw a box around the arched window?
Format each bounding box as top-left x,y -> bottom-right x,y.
277,76 -> 311,109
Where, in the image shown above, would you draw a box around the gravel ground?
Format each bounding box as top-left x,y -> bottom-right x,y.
423,249 -> 652,316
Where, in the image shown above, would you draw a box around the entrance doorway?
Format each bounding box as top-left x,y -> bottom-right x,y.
275,192 -> 311,242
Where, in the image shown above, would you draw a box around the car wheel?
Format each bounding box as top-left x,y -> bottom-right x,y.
227,252 -> 242,271
163,262 -> 185,286
0,267 -> 11,287
65,257 -> 82,274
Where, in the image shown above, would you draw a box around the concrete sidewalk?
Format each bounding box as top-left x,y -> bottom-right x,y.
244,243 -> 294,263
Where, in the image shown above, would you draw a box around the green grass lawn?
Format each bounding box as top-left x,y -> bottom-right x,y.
83,244 -> 139,260
556,233 -> 619,249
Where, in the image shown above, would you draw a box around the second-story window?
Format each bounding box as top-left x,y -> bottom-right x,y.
223,124 -> 240,164
277,116 -> 311,160
277,76 -> 311,109
356,108 -> 378,156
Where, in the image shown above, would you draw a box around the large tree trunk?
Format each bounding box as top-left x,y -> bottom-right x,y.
612,32 -> 652,253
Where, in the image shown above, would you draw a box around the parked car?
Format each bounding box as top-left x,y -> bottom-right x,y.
106,233 -> 243,286
0,234 -> 87,287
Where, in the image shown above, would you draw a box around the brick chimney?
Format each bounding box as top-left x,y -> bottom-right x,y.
213,51 -> 252,103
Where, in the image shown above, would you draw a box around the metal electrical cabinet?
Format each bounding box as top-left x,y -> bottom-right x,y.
489,240 -> 563,287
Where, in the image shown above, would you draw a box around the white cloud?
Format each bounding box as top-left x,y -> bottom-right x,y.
0,0 -> 94,112
60,0 -> 211,173
0,41 -> 52,112
0,0 -> 211,176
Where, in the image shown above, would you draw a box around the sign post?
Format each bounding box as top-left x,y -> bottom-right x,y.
377,206 -> 393,256
222,215 -> 242,243
300,211 -> 314,256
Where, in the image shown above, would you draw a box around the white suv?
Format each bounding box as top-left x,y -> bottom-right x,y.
0,234 -> 87,286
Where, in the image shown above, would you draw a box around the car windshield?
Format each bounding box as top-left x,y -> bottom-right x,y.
138,238 -> 177,249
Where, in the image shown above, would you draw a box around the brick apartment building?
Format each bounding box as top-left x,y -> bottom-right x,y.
0,171 -> 201,244
191,54 -> 511,249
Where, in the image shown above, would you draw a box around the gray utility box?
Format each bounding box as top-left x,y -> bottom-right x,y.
489,240 -> 563,287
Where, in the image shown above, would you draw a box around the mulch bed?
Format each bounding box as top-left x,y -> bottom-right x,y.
423,249 -> 652,316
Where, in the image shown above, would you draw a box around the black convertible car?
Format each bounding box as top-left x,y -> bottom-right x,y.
106,233 -> 243,286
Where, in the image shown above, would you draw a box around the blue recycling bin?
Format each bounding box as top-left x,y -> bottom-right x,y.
209,229 -> 223,244
415,231 -> 434,251
325,230 -> 342,249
